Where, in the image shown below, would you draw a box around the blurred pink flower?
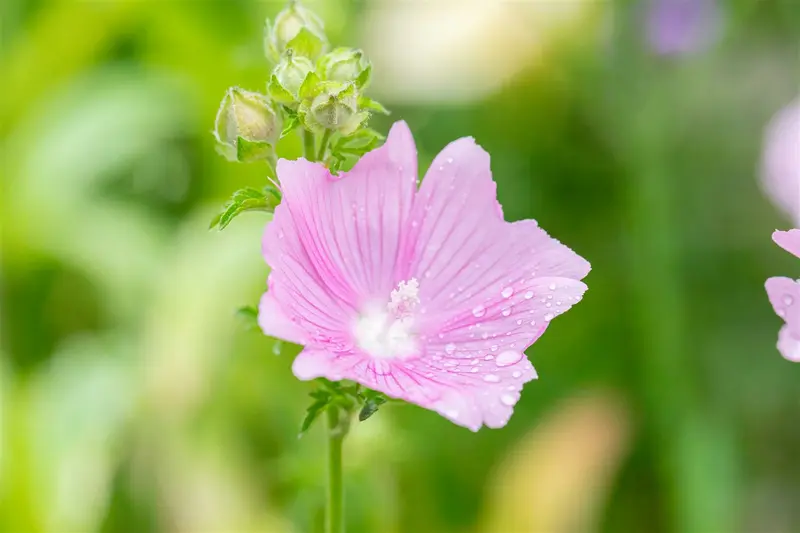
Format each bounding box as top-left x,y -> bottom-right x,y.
646,0 -> 720,55
258,121 -> 590,430
761,98 -> 800,225
765,230 -> 800,362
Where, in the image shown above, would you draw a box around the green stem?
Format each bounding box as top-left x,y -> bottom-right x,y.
317,129 -> 333,162
326,407 -> 345,533
303,129 -> 316,162
265,154 -> 278,185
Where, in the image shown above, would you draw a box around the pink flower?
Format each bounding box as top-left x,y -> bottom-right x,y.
761,98 -> 800,225
258,121 -> 590,430
765,229 -> 800,362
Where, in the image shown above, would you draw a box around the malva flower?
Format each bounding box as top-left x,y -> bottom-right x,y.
761,98 -> 800,225
258,121 -> 590,430
765,229 -> 800,362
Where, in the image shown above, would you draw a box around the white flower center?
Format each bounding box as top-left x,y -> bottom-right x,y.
354,279 -> 420,359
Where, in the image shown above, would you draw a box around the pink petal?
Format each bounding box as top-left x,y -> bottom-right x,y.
400,136 -> 589,335
761,99 -> 800,224
777,325 -> 800,363
258,289 -> 307,345
262,121 -> 417,345
772,229 -> 800,259
765,276 -> 800,332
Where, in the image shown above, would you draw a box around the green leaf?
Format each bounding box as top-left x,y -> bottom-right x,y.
268,75 -> 296,105
235,305 -> 259,331
236,137 -> 273,162
358,96 -> 390,115
210,186 -> 281,230
280,113 -> 300,138
299,398 -> 330,436
298,71 -> 322,101
285,27 -> 326,60
358,394 -> 387,422
334,128 -> 384,155
355,64 -> 372,90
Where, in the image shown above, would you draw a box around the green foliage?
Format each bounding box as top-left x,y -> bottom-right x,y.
209,186 -> 281,230
235,305 -> 259,331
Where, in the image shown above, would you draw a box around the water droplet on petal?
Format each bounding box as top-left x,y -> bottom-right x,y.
483,374 -> 500,383
524,291 -> 534,299
544,313 -> 554,321
549,283 -> 556,291
484,355 -> 494,360
445,343 -> 456,355
470,367 -> 479,373
472,305 -> 486,318
502,307 -> 512,317
495,350 -> 522,367
500,394 -> 516,406
501,286 -> 514,298
784,295 -> 794,306
512,371 -> 522,378
530,319 -> 536,326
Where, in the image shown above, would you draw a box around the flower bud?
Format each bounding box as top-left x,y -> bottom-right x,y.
318,47 -> 371,88
300,82 -> 368,135
214,87 -> 281,162
269,51 -> 315,104
265,1 -> 327,61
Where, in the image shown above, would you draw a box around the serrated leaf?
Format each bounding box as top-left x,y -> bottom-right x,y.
235,305 -> 259,331
210,186 -> 280,230
285,27 -> 325,60
358,96 -> 390,115
355,64 -> 372,90
299,398 -> 330,436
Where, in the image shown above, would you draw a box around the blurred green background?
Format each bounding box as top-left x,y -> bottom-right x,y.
2,0 -> 799,532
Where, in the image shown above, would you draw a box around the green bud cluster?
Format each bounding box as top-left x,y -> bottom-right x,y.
212,0 -> 388,170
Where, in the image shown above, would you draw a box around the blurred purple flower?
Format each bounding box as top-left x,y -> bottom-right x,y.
761,98 -> 800,225
765,230 -> 800,362
646,0 -> 720,55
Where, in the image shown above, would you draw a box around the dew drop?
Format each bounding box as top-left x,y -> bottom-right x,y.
484,355 -> 494,360
490,345 -> 498,352
495,350 -> 523,367
545,302 -> 552,308
501,286 -> 514,298
512,371 -> 522,378
549,283 -> 556,291
470,367 -> 479,373
472,305 -> 486,318
516,319 -> 523,325
544,313 -> 554,321
445,343 -> 456,355
524,291 -> 534,299
530,319 -> 536,326
470,359 -> 479,365
483,374 -> 500,383
784,295 -> 794,306
502,308 -> 512,317
500,394 -> 516,406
